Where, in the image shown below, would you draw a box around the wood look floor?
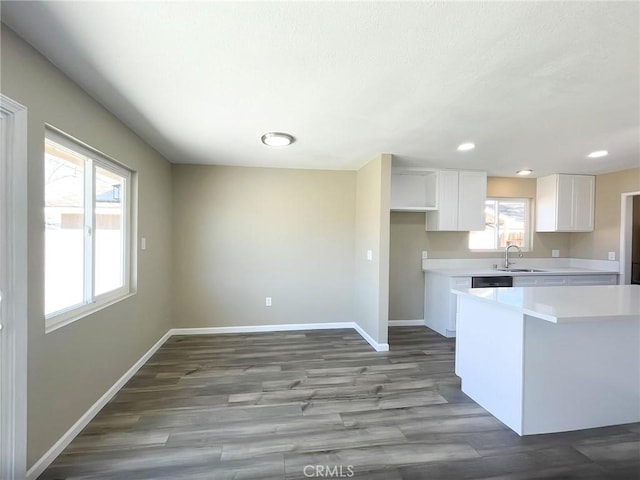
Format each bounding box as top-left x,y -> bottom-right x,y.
39,327 -> 640,479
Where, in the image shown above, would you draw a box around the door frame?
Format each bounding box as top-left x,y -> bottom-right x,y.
619,190 -> 640,285
0,94 -> 28,480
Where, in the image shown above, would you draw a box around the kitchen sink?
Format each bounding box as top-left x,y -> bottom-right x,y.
497,268 -> 548,273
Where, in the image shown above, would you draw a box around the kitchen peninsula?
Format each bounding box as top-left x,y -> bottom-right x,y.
451,284 -> 640,436
424,258 -> 619,337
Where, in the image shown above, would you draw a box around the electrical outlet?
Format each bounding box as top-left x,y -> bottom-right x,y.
551,249 -> 559,258
265,297 -> 272,307
422,251 -> 428,259
367,250 -> 373,261
608,252 -> 616,261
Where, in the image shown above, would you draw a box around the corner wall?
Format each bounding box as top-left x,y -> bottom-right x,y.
354,154 -> 391,347
1,25 -> 174,468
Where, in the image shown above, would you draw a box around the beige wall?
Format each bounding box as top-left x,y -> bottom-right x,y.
354,154 -> 391,345
1,26 -> 174,467
172,165 -> 356,328
570,168 -> 640,260
389,212 -> 429,320
389,177 -> 571,320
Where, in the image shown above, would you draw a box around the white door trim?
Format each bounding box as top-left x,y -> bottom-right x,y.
0,94 -> 28,480
619,190 -> 640,285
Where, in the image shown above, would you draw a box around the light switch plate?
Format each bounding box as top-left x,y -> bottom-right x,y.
608,252 -> 616,261
422,251 -> 428,259
551,249 -> 559,258
367,250 -> 373,261
141,237 -> 147,250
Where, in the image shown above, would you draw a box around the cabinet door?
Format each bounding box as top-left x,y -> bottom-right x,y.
572,175 -> 595,231
457,171 -> 487,231
556,175 -> 574,231
428,170 -> 459,231
451,277 -> 472,289
535,175 -> 558,232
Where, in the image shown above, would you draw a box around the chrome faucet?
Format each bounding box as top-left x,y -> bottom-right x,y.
504,244 -> 523,269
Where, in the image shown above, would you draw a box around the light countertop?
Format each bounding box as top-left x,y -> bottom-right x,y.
451,285 -> 640,323
427,267 -> 618,277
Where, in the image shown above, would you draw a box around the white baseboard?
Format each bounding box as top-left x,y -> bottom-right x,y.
352,323 -> 389,352
26,330 -> 172,480
388,319 -> 425,327
173,323 -> 390,352
27,321 -> 390,477
170,322 -> 351,336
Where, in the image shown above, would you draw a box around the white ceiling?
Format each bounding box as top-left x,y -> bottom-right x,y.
2,1 -> 639,176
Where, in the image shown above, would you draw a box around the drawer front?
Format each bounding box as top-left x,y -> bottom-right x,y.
451,277 -> 472,288
567,275 -> 618,286
536,276 -> 569,286
513,276 -> 537,287
513,275 -> 568,287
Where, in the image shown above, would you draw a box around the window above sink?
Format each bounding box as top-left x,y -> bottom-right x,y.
469,198 -> 531,252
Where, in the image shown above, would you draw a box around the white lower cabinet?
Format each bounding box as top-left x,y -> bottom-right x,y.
424,274 -> 470,338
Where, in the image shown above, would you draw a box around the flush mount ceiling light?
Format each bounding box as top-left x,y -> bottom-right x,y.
516,169 -> 533,176
457,142 -> 475,152
261,132 -> 295,147
587,150 -> 608,158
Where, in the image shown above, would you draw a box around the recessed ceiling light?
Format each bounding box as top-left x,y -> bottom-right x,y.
587,150 -> 608,158
457,142 -> 475,152
261,132 -> 295,147
516,169 -> 533,176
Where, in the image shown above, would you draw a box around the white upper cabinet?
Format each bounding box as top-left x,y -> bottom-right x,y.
426,170 -> 487,231
457,171 -> 488,231
390,168 -> 438,211
536,174 -> 595,232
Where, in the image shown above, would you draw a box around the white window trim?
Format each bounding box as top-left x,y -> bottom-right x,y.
45,293 -> 136,334
44,127 -> 134,333
469,197 -> 532,252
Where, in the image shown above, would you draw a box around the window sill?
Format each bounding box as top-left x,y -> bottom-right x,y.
45,291 -> 136,334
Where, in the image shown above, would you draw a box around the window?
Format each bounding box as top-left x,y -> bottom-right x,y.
469,198 -> 531,251
44,128 -> 132,329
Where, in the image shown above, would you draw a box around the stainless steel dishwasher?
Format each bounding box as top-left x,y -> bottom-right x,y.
471,276 -> 513,288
